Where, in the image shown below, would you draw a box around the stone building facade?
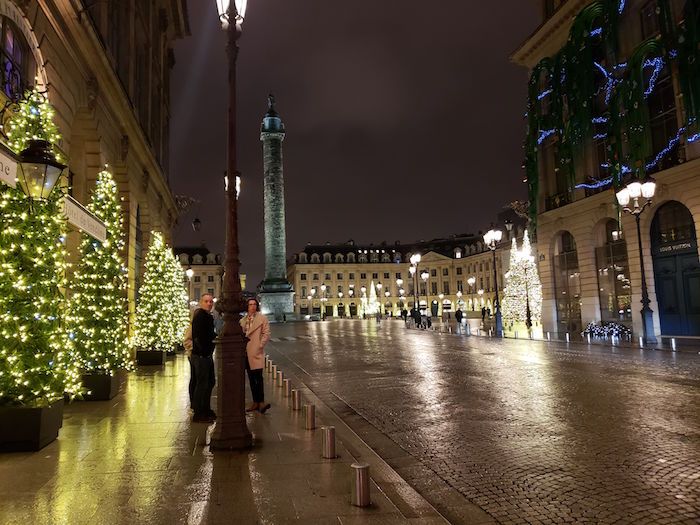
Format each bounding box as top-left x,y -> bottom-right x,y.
0,1 -> 188,332
175,247 -> 246,308
286,224 -> 525,319
513,0 -> 700,339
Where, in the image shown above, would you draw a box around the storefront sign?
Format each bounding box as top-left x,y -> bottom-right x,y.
657,242 -> 695,254
62,195 -> 106,242
0,147 -> 17,188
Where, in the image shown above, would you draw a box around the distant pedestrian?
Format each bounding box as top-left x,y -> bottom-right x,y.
241,298 -> 271,414
375,311 -> 381,324
411,307 -> 421,328
481,306 -> 486,322
455,309 -> 463,334
191,294 -> 216,423
401,308 -> 408,323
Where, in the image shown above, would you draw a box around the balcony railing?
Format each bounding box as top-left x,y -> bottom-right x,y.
545,191 -> 572,211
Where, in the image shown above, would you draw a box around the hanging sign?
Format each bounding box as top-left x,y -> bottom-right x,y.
62,195 -> 106,242
0,147 -> 17,188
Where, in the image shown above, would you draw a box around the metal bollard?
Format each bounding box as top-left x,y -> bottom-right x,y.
321,426 -> 337,458
271,364 -> 277,377
672,338 -> 677,351
547,332 -> 551,341
351,463 -> 371,507
587,333 -> 591,344
292,389 -> 302,410
276,370 -> 284,386
514,331 -> 518,339
283,378 -> 292,397
264,356 -> 269,369
565,333 -> 570,343
639,336 -> 643,348
304,404 -> 315,430
488,329 -> 492,337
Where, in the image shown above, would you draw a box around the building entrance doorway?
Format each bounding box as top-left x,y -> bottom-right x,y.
651,201 -> 700,336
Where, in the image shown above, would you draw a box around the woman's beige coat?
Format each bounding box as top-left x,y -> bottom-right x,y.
240,313 -> 271,370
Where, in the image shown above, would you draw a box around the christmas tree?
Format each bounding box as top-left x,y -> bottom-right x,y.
0,90 -> 80,406
501,230 -> 542,328
133,232 -> 189,351
67,168 -> 132,375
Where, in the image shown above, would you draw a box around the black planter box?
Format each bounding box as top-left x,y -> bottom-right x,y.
81,373 -> 120,401
0,399 -> 64,452
136,349 -> 165,365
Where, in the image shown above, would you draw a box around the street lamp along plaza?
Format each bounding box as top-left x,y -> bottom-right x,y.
17,139 -> 66,201
616,176 -> 657,344
483,226 -> 504,336
210,0 -> 252,450
467,276 -> 476,310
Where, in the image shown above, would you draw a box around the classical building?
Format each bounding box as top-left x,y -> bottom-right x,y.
513,0 -> 700,338
0,1 -> 188,333
286,220 -> 526,319
176,246 -> 246,307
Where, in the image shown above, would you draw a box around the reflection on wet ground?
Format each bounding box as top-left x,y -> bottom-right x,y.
270,319 -> 700,524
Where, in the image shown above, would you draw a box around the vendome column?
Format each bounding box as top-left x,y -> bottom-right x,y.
258,95 -> 294,321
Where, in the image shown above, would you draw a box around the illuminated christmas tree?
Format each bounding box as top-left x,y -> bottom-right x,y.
67,168 -> 132,375
133,232 -> 189,351
501,230 -> 542,328
0,90 -> 80,406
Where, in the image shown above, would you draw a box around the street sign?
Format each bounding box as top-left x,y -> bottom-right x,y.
0,147 -> 17,188
62,195 -> 106,242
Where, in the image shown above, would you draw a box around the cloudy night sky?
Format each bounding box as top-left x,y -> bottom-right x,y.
170,1 -> 540,289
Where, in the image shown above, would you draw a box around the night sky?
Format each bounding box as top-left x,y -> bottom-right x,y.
170,1 -> 540,289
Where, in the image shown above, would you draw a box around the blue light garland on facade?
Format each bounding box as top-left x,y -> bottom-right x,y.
537,128 -> 557,145
575,177 -> 613,190
537,89 -> 553,101
645,127 -> 685,171
643,57 -> 664,98
618,0 -> 626,14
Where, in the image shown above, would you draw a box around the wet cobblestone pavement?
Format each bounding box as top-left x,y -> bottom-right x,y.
268,319 -> 700,524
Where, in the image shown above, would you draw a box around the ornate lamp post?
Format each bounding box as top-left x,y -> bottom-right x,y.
395,278 -> 404,308
456,290 -> 463,310
376,281 -> 383,314
210,0 -> 251,450
483,226 -> 503,336
616,176 -> 657,344
420,270 -> 429,313
409,253 -> 421,312
467,276 -> 476,310
320,283 -> 327,319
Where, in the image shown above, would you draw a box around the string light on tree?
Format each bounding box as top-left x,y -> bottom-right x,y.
501,231 -> 542,332
133,232 -> 189,352
67,168 -> 132,376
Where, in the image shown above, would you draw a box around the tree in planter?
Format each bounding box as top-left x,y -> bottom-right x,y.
0,89 -> 80,407
67,168 -> 132,377
133,232 -> 189,352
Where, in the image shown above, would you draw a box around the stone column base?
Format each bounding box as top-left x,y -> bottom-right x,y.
259,291 -> 295,322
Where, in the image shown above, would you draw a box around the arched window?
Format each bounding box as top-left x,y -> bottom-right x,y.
310,253 -> 320,263
369,252 -> 379,263
323,252 -> 332,263
454,248 -> 462,259
595,220 -> 631,324
358,253 -> 367,263
335,253 -> 344,263
178,253 -> 189,265
393,252 -> 402,263
298,253 -> 308,263
552,231 -> 582,334
1,17 -> 35,99
347,252 -> 356,263
381,253 -> 391,262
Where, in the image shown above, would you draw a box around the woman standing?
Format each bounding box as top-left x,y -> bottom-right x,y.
241,298 -> 271,413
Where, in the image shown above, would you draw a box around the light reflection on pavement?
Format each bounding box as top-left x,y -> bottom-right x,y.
268,319 -> 700,524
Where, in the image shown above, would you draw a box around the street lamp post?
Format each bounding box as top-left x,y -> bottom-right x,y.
467,276 -> 476,310
409,253 -> 421,313
376,282 -> 383,315
396,278 -> 404,309
616,177 -> 658,344
484,226 -> 503,336
211,0 -> 251,450
420,270 -> 429,314
185,267 -> 194,306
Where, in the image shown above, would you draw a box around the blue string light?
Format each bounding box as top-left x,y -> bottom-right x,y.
618,0 -> 626,13
643,57 -> 664,98
688,132 -> 700,143
537,89 -> 553,100
537,128 -> 557,145
592,117 -> 609,124
575,177 -> 613,190
645,127 -> 685,171
590,27 -> 603,37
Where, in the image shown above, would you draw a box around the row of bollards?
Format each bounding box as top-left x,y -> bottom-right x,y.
262,355 -> 371,507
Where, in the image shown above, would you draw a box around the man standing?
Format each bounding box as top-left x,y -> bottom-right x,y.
191,294 -> 216,423
455,308 -> 463,334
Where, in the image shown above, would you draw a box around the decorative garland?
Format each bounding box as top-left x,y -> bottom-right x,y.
525,0 -> 700,229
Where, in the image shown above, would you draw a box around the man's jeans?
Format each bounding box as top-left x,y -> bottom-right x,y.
191,354 -> 215,416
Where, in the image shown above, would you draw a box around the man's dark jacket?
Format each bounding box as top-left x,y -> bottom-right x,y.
192,308 -> 216,357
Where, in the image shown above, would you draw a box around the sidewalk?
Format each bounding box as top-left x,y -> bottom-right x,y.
0,354 -> 449,525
